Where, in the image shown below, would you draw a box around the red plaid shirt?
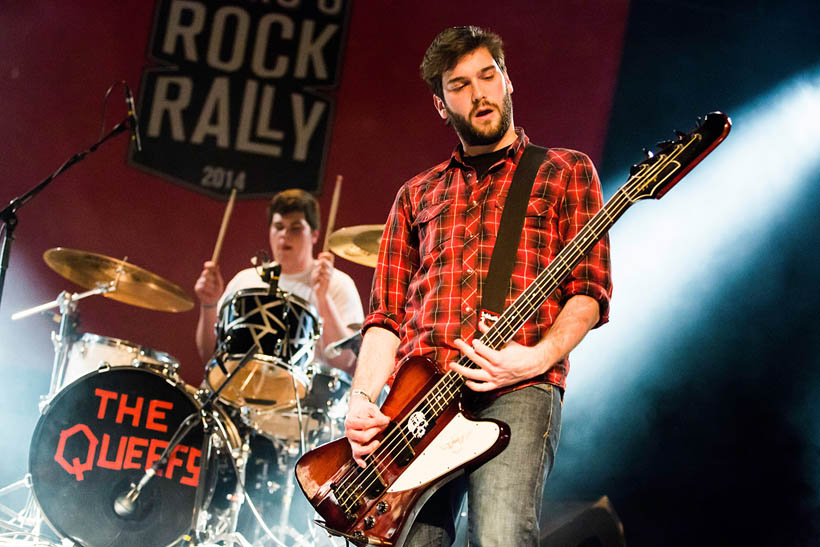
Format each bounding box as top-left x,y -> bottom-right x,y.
363,128 -> 612,391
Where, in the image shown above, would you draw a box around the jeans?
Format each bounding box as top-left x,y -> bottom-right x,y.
403,384 -> 563,546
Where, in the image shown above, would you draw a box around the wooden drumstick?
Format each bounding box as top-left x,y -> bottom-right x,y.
212,188 -> 237,263
322,175 -> 343,252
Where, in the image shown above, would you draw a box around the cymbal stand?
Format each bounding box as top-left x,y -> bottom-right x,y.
10,282 -> 116,406
146,344 -> 259,546
46,291 -> 82,402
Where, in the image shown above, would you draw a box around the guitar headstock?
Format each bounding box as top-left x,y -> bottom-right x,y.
627,111 -> 731,202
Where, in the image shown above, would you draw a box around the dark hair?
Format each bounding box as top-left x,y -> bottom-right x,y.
420,26 -> 507,100
266,189 -> 320,231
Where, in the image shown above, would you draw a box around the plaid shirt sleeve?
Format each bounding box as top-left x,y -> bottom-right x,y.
362,183 -> 418,337
557,151 -> 612,328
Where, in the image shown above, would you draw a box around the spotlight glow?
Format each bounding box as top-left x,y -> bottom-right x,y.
570,66 -> 820,392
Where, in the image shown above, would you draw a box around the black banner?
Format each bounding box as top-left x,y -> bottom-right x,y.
129,0 -> 350,199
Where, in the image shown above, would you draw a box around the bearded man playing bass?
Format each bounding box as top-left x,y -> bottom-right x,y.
344,26 -> 612,545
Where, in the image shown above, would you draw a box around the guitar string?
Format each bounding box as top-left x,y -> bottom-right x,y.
332,137 -> 698,511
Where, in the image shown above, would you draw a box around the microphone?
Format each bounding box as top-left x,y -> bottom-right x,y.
261,261 -> 282,294
113,467 -> 155,517
124,83 -> 142,151
325,330 -> 362,359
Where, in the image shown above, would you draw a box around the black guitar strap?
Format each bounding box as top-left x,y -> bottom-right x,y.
480,144 -> 547,321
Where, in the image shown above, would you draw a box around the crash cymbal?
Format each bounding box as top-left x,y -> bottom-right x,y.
43,248 -> 194,312
326,224 -> 384,268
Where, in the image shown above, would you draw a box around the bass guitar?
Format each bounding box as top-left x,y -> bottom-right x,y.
296,111 -> 732,546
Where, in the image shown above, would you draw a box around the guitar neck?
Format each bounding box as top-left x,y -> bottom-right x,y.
479,127 -> 714,355
408,113 -> 730,424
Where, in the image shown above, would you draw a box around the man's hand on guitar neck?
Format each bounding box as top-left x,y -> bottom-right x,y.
450,294 -> 601,391
450,319 -> 554,391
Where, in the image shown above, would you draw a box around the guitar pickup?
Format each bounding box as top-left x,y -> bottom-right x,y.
359,463 -> 386,498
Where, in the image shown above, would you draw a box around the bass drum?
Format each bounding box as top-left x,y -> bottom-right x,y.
28,366 -> 240,547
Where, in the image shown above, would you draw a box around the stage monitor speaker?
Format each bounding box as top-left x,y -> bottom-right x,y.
540,496 -> 626,547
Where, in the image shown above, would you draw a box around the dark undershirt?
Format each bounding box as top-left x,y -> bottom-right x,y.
462,146 -> 511,180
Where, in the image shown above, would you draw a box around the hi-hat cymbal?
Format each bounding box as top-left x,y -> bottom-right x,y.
43,248 -> 194,312
326,225 -> 384,268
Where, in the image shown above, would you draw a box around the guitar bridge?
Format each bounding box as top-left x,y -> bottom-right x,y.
330,460 -> 388,521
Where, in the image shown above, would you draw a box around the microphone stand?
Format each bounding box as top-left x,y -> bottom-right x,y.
114,343 -> 260,519
0,116 -> 132,312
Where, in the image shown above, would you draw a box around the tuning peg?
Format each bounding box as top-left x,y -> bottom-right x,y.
642,147 -> 654,159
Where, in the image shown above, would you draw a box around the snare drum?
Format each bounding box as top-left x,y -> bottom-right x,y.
64,333 -> 179,387
29,365 -> 240,547
207,289 -> 321,410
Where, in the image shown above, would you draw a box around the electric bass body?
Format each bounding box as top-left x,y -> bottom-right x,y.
295,355 -> 509,546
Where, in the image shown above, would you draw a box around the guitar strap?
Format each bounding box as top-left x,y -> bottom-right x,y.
480,144 -> 547,323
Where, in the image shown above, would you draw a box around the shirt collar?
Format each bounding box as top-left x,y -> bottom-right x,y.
440,127 -> 530,174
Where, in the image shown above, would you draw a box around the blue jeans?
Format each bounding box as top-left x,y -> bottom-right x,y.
403,384 -> 563,546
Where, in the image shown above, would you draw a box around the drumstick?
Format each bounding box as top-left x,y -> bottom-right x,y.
212,188 -> 237,263
322,175 -> 343,252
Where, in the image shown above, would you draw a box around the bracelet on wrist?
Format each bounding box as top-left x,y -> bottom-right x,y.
201,303 -> 218,310
351,389 -> 373,404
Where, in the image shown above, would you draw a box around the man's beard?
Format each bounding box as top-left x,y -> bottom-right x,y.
445,91 -> 513,147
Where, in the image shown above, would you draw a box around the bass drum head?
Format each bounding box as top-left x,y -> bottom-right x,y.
29,367 -> 207,547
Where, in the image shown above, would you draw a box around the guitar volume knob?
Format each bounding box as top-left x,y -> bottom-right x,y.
364,516 -> 375,529
376,501 -> 389,514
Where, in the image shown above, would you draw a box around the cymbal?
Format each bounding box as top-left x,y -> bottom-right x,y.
43,248 -> 194,312
326,224 -> 384,268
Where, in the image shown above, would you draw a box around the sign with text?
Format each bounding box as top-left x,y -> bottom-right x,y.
129,0 -> 350,199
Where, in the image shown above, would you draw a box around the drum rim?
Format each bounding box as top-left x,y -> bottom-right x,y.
76,332 -> 180,367
28,365 -> 238,546
218,287 -> 320,321
206,355 -> 312,410
221,352 -> 313,378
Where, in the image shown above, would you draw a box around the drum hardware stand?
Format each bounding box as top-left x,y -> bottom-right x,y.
218,446 -> 289,547
0,474 -> 60,546
11,281 -> 121,406
112,344 -> 259,546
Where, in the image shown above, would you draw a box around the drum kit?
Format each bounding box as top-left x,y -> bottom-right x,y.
0,226 -> 382,547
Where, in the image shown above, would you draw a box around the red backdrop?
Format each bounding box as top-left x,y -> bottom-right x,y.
0,1 -> 628,388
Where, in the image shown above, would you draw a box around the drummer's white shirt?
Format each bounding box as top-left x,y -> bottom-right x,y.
219,263 -> 364,331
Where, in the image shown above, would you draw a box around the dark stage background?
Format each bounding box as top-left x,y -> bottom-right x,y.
1,1 -> 818,545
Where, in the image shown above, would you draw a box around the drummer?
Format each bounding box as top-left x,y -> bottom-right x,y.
194,188 -> 364,374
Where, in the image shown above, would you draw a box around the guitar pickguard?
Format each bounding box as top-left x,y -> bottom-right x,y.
387,412 -> 500,492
